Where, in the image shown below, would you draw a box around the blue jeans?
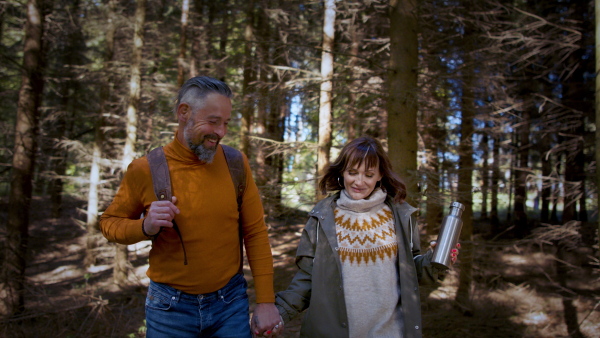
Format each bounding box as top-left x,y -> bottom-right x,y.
145,274 -> 251,338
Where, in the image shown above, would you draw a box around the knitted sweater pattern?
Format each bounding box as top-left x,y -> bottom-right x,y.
336,188 -> 404,338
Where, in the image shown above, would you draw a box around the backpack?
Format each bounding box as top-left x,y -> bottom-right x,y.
146,144 -> 246,267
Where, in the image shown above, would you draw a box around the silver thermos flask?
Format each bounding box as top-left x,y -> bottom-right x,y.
431,201 -> 465,270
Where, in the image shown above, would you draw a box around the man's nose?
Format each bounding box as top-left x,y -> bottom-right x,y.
215,124 -> 227,138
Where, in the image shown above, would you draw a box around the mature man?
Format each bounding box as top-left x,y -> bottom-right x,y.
100,76 -> 281,337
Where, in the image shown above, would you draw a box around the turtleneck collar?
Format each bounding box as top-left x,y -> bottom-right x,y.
166,131 -> 212,164
336,188 -> 387,213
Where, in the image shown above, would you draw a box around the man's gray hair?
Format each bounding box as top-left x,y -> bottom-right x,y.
174,76 -> 233,114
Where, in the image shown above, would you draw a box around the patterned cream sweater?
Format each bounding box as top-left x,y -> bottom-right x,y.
336,188 -> 404,338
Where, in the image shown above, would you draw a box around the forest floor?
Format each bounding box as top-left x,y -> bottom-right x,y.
1,195 -> 599,337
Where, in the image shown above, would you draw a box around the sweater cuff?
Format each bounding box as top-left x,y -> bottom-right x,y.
129,218 -> 151,243
253,274 -> 275,303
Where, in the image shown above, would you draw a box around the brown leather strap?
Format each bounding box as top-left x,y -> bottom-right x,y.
222,145 -> 247,274
147,147 -> 171,202
147,147 -> 187,264
222,145 -> 246,210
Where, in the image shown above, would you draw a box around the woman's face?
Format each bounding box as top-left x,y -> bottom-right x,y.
342,161 -> 382,200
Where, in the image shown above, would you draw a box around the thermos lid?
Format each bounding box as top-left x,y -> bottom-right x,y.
450,201 -> 465,210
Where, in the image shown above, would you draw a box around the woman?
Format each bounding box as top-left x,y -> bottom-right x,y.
273,136 -> 458,338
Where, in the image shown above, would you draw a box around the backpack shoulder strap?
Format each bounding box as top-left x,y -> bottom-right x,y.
222,144 -> 246,211
147,146 -> 189,264
222,144 -> 247,274
147,146 -> 172,201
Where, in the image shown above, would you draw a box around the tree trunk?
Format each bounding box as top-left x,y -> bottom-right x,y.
562,146 -> 581,223
316,0 -> 335,201
387,0 -> 419,204
506,135 -> 515,224
480,133 -> 489,220
562,2 -> 593,225
122,0 -> 145,172
266,89 -> 286,210
85,0 -> 117,268
0,2 -> 5,40
578,165 -> 588,222
240,0 -> 256,156
455,77 -> 475,315
513,110 -> 530,237
425,163 -> 442,240
47,0 -> 83,218
490,134 -> 500,233
540,134 -> 552,223
263,0 -> 288,211
199,0 -> 229,80
177,0 -> 190,87
596,0 -> 600,244
254,2 -> 269,188
1,0 -> 48,316
115,0 -> 146,286
347,14 -> 362,140
550,156 -> 560,224
422,109 -> 442,239
556,244 -> 585,338
216,1 -> 229,81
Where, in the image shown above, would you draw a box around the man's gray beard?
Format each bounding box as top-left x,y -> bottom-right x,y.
184,127 -> 219,163
188,140 -> 218,163
188,142 -> 217,163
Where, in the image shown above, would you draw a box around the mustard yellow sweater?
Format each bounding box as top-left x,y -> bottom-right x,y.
100,137 -> 275,303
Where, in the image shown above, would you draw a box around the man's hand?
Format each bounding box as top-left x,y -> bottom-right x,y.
143,196 -> 180,236
251,303 -> 283,337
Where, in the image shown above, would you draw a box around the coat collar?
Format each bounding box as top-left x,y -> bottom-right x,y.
309,194 -> 339,266
309,192 -> 418,248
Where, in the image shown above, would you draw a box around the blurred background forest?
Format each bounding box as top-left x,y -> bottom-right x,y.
0,0 -> 599,337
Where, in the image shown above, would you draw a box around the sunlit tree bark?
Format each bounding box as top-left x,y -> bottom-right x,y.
115,0 -> 146,286
177,0 -> 190,86
85,0 -> 117,268
317,0 -> 335,201
1,0 -> 49,316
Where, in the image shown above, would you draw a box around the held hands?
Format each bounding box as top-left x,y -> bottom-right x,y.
143,196 -> 180,236
430,241 -> 461,264
251,303 -> 283,337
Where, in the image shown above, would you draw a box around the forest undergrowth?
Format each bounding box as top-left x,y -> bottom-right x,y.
0,195 -> 599,338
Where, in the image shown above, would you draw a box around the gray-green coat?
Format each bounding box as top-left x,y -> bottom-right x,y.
275,192 -> 439,338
